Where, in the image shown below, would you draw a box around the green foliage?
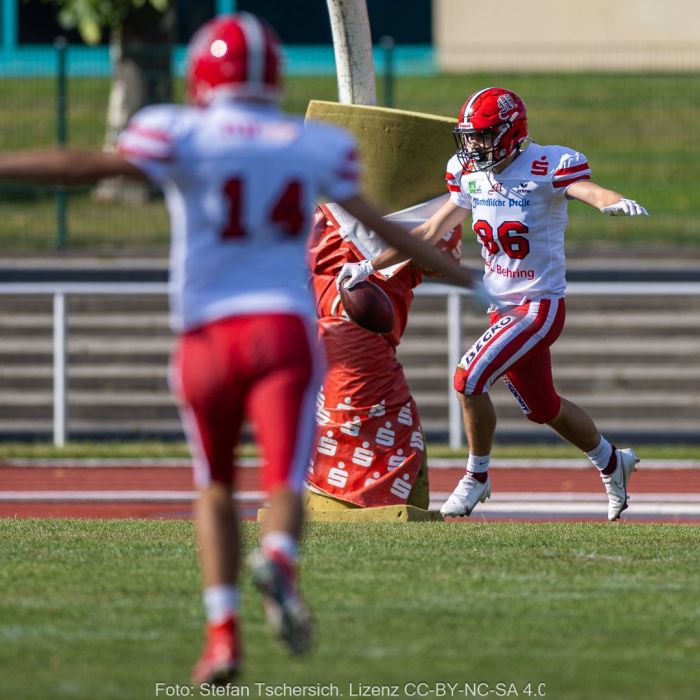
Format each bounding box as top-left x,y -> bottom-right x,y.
44,0 -> 170,44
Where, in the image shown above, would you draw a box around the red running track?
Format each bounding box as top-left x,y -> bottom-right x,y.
1,463 -> 699,523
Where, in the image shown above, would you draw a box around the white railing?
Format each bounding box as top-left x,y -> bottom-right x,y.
2,280 -> 700,447
1,282 -> 168,447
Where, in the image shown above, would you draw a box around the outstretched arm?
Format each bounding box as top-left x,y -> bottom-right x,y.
566,180 -> 648,216
369,198 -> 469,270
337,194 -> 478,290
336,197 -> 470,288
0,148 -> 148,184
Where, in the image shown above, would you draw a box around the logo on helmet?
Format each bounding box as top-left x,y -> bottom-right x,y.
497,94 -> 517,119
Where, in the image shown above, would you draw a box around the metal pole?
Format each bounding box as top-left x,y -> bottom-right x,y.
215,0 -> 237,13
326,0 -> 377,105
53,293 -> 68,446
2,0 -> 17,52
55,37 -> 68,251
380,36 -> 395,108
447,291 -> 464,449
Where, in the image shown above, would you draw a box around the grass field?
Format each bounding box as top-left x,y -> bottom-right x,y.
0,72 -> 698,251
0,519 -> 698,700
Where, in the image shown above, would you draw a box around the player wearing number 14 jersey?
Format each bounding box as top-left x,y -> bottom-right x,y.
0,13 -> 485,687
438,87 -> 647,520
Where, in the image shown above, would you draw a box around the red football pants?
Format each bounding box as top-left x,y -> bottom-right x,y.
453,298 -> 566,423
172,313 -> 322,493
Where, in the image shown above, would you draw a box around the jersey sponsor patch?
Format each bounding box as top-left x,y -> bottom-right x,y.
530,156 -> 549,176
458,315 -> 514,369
503,376 -> 531,415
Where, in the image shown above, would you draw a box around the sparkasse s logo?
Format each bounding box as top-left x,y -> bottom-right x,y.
531,156 -> 549,176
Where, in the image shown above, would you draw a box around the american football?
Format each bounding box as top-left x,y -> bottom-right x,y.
339,280 -> 395,333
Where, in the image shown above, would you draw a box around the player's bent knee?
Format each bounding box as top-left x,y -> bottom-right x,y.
525,396 -> 561,424
454,364 -> 496,396
453,369 -> 482,396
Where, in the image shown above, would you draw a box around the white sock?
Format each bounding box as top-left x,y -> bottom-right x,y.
262,531 -> 299,562
467,454 -> 491,474
203,585 -> 239,624
586,437 -> 614,471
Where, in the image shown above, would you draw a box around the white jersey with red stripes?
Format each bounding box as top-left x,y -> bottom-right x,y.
446,141 -> 590,307
117,100 -> 360,331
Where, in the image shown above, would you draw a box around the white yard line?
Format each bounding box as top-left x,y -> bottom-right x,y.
428,458 -> 700,470
430,492 -> 700,503
3,458 -> 700,469
429,500 -> 700,516
0,490 -> 264,503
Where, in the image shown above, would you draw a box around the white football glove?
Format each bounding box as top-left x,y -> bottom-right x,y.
336,259 -> 375,290
600,199 -> 648,216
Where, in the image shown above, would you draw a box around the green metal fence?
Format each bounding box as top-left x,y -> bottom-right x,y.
0,42 -> 698,253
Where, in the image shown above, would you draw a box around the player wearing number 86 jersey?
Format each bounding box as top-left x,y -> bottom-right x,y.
399,86 -> 648,522
445,142 -> 590,307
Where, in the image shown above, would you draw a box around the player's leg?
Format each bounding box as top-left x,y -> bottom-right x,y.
244,313 -> 322,655
172,320 -> 246,684
459,392 -> 497,456
546,397 -> 599,451
547,398 -> 639,520
442,298 -> 565,516
504,322 -> 639,521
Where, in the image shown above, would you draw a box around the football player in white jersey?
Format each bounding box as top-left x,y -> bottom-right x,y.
339,87 -> 647,523
0,13 -> 488,686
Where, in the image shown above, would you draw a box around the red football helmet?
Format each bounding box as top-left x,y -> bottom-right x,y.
453,87 -> 528,171
186,13 -> 282,107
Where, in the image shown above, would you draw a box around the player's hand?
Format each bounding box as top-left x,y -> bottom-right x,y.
600,199 -> 648,216
336,259 -> 375,290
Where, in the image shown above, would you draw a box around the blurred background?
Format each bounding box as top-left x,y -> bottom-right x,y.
0,0 -> 698,252
0,0 -> 698,444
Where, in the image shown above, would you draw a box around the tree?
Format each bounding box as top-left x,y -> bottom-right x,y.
49,0 -> 175,202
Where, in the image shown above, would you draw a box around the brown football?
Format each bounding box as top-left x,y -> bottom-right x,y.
338,280 -> 395,334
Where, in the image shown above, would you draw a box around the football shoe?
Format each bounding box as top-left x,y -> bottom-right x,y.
440,474 -> 492,517
192,616 -> 240,686
249,548 -> 312,655
601,448 -> 639,521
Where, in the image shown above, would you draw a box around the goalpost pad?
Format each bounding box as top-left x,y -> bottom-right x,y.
306,100 -> 456,213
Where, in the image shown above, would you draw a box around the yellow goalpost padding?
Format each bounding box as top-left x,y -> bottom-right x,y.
306,100 -> 457,213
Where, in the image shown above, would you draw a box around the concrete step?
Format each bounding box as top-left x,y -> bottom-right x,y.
1,415 -> 696,444
4,344 -> 690,367
5,364 -> 700,395
0,295 -> 169,314
5,308 -> 700,332
419,416 -> 700,443
1,283 -> 698,441
1,388 -> 697,424
0,365 -> 170,391
405,311 -> 700,331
